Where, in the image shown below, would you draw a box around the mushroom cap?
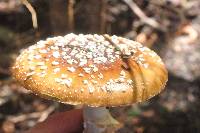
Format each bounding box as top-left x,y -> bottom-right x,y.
12,34 -> 167,107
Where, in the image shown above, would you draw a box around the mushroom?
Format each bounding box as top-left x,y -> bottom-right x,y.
12,34 -> 168,133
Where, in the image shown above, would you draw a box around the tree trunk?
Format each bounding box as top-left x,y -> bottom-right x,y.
75,0 -> 106,34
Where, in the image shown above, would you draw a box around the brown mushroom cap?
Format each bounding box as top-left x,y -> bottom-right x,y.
12,34 -> 167,107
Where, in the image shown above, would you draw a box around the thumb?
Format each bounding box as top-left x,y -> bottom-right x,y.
25,109 -> 83,133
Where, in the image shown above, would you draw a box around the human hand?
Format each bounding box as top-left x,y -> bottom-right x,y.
25,109 -> 83,133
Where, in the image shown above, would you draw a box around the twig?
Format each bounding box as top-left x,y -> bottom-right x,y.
123,0 -> 166,31
37,106 -> 55,122
149,1 -> 186,25
67,0 -> 75,31
0,1 -> 21,13
7,106 -> 55,123
21,0 -> 38,29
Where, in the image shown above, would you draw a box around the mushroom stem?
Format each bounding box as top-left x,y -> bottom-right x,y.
83,106 -> 121,133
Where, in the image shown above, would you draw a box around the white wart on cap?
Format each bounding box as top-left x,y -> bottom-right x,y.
12,34 -> 168,107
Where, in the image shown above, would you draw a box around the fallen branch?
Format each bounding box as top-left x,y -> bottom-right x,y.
123,0 -> 166,31
21,0 -> 38,29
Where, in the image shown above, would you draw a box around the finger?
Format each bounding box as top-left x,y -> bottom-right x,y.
25,109 -> 83,133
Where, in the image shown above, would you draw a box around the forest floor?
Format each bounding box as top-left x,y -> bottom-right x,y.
0,0 -> 200,133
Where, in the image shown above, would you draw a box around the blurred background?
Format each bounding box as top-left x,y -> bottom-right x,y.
0,0 -> 200,132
